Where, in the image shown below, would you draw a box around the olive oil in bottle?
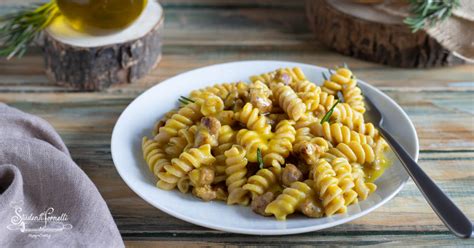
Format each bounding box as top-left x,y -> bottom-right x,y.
56,0 -> 147,33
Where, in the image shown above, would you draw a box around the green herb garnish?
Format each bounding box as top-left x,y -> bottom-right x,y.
178,96 -> 195,105
180,96 -> 195,103
257,148 -> 264,169
320,100 -> 339,124
0,1 -> 60,59
322,72 -> 328,81
404,0 -> 460,32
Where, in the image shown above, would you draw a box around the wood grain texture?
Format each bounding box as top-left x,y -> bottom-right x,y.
306,0 -> 465,68
43,14 -> 163,91
1,0 -> 473,247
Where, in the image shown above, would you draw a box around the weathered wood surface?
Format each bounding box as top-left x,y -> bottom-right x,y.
43,8 -> 164,91
1,0 -> 473,247
306,0 -> 465,68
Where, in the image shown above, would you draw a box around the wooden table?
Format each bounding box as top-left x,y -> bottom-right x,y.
1,0 -> 473,246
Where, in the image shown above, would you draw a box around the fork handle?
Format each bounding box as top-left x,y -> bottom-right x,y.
378,127 -> 473,238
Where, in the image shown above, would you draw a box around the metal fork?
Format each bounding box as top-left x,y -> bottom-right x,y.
364,96 -> 473,239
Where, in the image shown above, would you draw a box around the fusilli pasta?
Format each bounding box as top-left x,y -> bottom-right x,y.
157,144 -> 215,190
155,102 -> 202,144
272,83 -> 306,121
225,145 -> 250,205
265,181 -> 313,220
142,65 -> 392,220
263,120 -> 296,169
243,167 -> 280,198
311,159 -> 346,216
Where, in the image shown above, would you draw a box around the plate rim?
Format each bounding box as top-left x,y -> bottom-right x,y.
111,60 -> 420,235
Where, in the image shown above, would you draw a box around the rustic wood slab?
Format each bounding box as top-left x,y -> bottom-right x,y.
1,0 -> 473,246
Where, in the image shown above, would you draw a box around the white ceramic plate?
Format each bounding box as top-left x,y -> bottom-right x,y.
111,61 -> 419,235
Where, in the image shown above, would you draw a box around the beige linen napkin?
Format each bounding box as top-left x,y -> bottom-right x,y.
0,103 -> 124,248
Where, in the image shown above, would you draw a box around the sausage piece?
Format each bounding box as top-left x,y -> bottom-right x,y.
294,141 -> 322,166
299,198 -> 324,218
194,117 -> 221,147
251,192 -> 275,217
296,159 -> 310,177
201,116 -> 221,136
274,71 -> 291,85
281,163 -> 303,187
214,184 -> 228,201
193,185 -> 217,201
199,166 -> 215,186
249,81 -> 272,114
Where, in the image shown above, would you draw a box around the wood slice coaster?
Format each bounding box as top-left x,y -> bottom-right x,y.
43,0 -> 163,91
306,0 -> 466,68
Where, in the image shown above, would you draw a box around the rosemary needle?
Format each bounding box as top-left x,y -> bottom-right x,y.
0,1 -> 60,59
320,100 -> 340,124
257,148 -> 264,169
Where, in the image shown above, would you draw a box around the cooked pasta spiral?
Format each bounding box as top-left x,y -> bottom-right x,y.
250,67 -> 306,85
214,110 -> 235,126
152,109 -> 177,137
155,102 -> 202,144
235,102 -> 272,137
142,137 -> 170,177
181,125 -> 199,150
311,159 -> 346,216
292,80 -> 321,112
157,144 -> 215,190
331,158 -> 358,206
165,125 -> 198,157
212,125 -> 236,183
236,129 -> 268,163
352,163 -> 377,200
225,145 -> 250,205
272,83 -> 306,121
312,122 -> 374,146
165,136 -> 188,158
342,76 -> 365,114
265,181 -> 312,220
321,77 -> 342,95
352,119 -> 379,140
332,103 -> 363,124
243,168 -> 280,198
321,68 -> 352,95
316,91 -> 337,118
263,120 -> 296,169
177,176 -> 191,193
196,92 -> 225,116
323,142 -> 375,165
190,82 -> 236,100
275,67 -> 306,84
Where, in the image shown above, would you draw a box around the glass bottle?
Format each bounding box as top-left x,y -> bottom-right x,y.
56,0 -> 147,33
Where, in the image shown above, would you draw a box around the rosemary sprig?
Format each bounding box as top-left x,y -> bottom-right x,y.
0,1 -> 60,59
180,96 -> 195,103
320,100 -> 339,124
322,72 -> 328,81
178,96 -> 195,105
257,148 -> 264,169
404,0 -> 460,32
